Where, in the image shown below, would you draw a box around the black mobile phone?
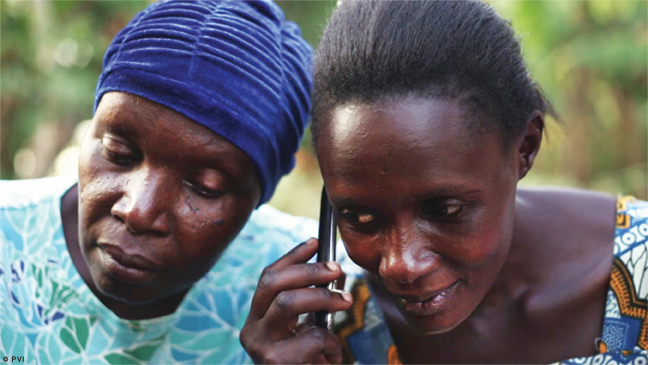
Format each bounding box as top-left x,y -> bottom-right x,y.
315,186 -> 337,330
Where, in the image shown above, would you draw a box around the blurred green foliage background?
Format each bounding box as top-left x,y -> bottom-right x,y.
1,0 -> 646,219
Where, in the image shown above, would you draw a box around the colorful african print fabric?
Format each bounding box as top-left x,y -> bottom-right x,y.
334,196 -> 648,364
0,176 -> 317,364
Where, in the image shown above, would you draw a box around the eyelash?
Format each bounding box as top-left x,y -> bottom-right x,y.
184,181 -> 225,199
102,140 -> 137,166
421,203 -> 466,220
101,139 -> 225,200
338,209 -> 381,234
339,203 -> 467,230
104,149 -> 134,166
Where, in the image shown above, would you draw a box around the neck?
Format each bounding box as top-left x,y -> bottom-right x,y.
476,194 -> 538,312
90,288 -> 188,320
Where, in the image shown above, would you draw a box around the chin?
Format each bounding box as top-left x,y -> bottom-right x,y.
403,311 -> 465,335
92,271 -> 165,305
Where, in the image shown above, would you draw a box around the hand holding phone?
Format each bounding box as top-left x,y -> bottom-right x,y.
241,186 -> 351,364
315,186 -> 337,330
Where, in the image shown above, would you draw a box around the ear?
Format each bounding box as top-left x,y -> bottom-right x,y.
516,111 -> 544,180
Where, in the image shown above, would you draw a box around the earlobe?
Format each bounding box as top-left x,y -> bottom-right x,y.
517,111 -> 544,180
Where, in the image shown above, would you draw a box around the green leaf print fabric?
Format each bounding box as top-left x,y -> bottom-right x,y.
0,176 -> 317,364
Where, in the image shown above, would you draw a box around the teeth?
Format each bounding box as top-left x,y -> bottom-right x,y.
419,287 -> 451,304
430,289 -> 449,304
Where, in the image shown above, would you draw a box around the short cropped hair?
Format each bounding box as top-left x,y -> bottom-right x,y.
313,0 -> 554,148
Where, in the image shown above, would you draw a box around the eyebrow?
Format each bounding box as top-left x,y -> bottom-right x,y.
333,188 -> 482,207
419,188 -> 483,198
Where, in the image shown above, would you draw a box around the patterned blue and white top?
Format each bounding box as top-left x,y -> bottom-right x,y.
334,196 -> 648,365
0,175 -> 317,364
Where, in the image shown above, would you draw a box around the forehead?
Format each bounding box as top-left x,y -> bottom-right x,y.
325,96 -> 473,153
317,97 -> 505,197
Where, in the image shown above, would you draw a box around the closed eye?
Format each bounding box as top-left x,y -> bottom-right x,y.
101,136 -> 138,166
184,181 -> 225,199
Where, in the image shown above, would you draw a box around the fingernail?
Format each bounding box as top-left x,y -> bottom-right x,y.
307,238 -> 317,245
325,262 -> 339,272
342,292 -> 352,302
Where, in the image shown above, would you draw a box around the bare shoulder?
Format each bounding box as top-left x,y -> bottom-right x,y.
513,188 -> 617,327
511,189 -> 620,358
516,186 -> 617,234
513,186 -> 617,284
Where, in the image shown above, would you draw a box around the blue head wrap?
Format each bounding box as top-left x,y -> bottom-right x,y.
94,0 -> 313,205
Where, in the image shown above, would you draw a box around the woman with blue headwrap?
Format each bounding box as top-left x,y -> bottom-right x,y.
0,1 -> 314,363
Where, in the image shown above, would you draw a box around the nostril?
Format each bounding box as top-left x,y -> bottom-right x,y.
111,210 -> 139,234
111,200 -> 142,233
113,212 -> 125,223
379,257 -> 415,284
125,224 -> 143,235
109,178 -> 173,236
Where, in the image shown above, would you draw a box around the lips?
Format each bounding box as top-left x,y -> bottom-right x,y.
398,280 -> 461,316
96,243 -> 165,284
99,244 -> 161,270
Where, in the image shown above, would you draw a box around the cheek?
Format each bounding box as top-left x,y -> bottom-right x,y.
78,136 -> 105,181
450,204 -> 515,268
79,137 -> 120,193
78,150 -> 122,230
453,226 -> 506,268
341,235 -> 382,273
174,193 -> 254,264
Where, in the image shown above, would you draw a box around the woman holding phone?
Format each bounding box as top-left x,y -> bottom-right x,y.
240,1 -> 647,364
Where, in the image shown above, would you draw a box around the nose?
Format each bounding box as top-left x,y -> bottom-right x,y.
378,228 -> 439,285
111,169 -> 173,235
